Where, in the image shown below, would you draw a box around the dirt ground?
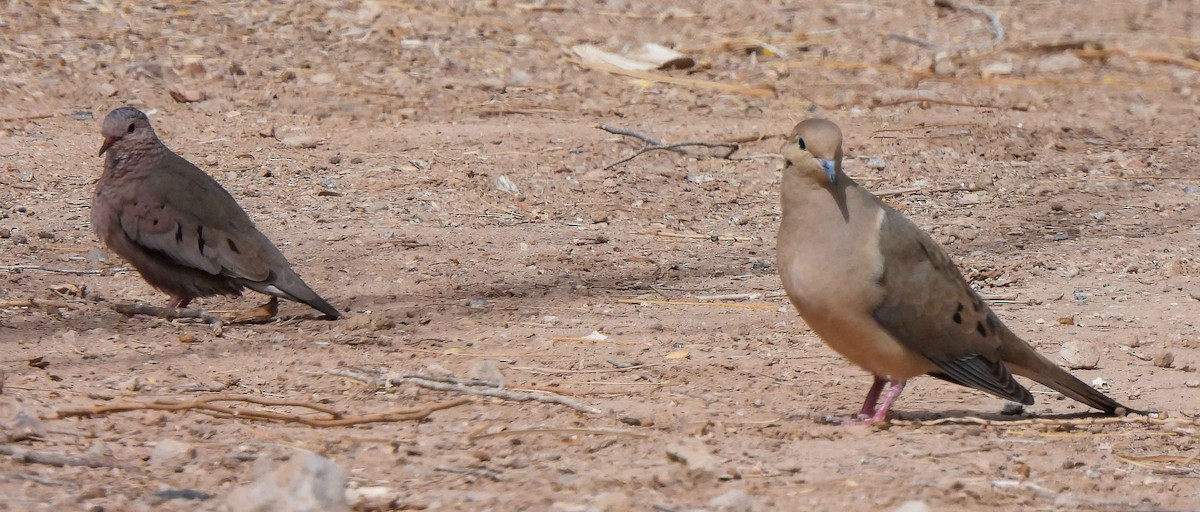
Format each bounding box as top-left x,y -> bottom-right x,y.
2,1 -> 1200,510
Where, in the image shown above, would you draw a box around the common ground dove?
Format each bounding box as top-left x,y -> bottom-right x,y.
92,107 -> 339,319
776,118 -> 1141,424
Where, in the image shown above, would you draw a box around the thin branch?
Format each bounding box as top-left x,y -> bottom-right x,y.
598,124 -> 741,170
0,265 -> 113,276
111,303 -> 224,330
327,368 -> 606,416
54,394 -> 470,427
0,444 -> 137,471
435,466 -> 503,481
468,427 -> 648,442
891,1 -> 1004,51
871,97 -> 1000,110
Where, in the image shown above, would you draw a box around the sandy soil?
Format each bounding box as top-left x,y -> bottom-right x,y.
2,1 -> 1200,510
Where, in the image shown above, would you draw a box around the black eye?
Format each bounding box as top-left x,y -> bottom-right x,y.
127,123 -> 135,133
797,137 -> 807,150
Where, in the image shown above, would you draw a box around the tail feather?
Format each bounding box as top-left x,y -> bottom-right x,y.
246,271 -> 340,319
1011,351 -> 1145,415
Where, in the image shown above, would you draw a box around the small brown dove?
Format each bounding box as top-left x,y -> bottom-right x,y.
777,118 -> 1140,424
92,107 -> 340,319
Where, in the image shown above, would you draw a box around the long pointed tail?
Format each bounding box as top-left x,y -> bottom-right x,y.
1011,348 -> 1145,415
248,271 -> 340,319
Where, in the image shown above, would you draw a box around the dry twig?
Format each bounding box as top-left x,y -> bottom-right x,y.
111,303 -> 224,332
54,394 -> 469,427
619,298 -> 779,311
327,368 -> 606,415
598,125 -> 741,170
0,299 -> 81,310
888,412 -> 1172,429
890,0 -> 1004,51
468,426 -> 647,441
0,444 -> 137,471
0,265 -> 110,276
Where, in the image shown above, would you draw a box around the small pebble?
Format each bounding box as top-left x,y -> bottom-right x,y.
1000,402 -> 1025,415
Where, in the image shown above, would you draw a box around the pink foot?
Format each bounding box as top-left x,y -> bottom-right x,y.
822,378 -> 907,426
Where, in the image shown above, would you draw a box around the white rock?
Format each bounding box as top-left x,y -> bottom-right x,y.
1059,341 -> 1101,370
150,439 -> 196,471
467,359 -> 506,387
1036,53 -> 1085,74
226,451 -> 348,512
892,500 -> 933,512
981,62 -> 1013,77
709,489 -> 754,512
666,438 -> 721,476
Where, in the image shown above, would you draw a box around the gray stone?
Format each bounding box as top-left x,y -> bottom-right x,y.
226,451 -> 348,512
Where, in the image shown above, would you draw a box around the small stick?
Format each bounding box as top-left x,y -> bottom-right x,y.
54,393 -> 469,427
0,299 -> 80,309
0,113 -> 55,122
0,471 -> 74,487
111,303 -> 224,330
0,444 -> 137,471
873,184 -> 982,197
887,413 -> 1174,428
872,97 -> 1001,110
619,298 -> 778,311
936,0 -> 1004,47
468,427 -> 648,442
510,363 -> 666,375
635,231 -> 757,242
891,1 -> 1004,51
327,369 -> 605,416
434,466 -> 503,481
694,292 -> 762,301
0,265 -> 110,275
598,124 -> 741,170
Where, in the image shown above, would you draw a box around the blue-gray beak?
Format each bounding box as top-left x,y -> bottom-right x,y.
819,159 -> 837,185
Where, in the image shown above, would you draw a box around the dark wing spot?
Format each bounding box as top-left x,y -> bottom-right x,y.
174,224 -> 184,243
976,321 -> 988,337
953,311 -> 963,324
196,225 -> 205,253
986,313 -> 999,332
226,238 -> 240,254
152,217 -> 159,226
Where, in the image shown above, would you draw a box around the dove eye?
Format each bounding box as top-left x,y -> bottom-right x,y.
127,123 -> 135,134
796,137 -> 807,151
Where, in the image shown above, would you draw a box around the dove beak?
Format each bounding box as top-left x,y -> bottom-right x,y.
98,136 -> 117,157
819,159 -> 837,185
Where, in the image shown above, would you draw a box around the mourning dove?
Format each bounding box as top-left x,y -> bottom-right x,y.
92,107 -> 340,319
777,118 -> 1139,424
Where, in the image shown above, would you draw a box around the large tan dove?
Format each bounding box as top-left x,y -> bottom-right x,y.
777,118 -> 1140,424
92,107 -> 340,319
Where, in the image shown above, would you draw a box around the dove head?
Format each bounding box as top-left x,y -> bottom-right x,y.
98,107 -> 158,157
781,118 -> 843,186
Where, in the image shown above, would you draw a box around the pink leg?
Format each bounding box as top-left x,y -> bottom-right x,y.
167,296 -> 192,309
856,376 -> 887,418
825,378 -> 907,426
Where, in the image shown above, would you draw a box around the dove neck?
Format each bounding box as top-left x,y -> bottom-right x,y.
781,164 -> 846,197
105,139 -> 168,175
